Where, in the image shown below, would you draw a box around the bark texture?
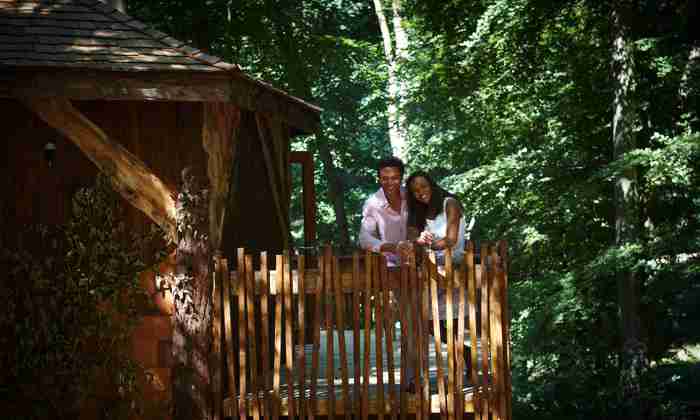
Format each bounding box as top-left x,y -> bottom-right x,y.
611,3 -> 647,417
172,169 -> 214,420
372,0 -> 409,161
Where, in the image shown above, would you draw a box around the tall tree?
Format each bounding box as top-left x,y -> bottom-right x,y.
611,1 -> 647,416
372,0 -> 409,161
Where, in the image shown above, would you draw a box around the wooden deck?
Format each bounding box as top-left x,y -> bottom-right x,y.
215,242 -> 511,420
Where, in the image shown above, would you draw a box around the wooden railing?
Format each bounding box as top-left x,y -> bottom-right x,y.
213,241 -> 511,420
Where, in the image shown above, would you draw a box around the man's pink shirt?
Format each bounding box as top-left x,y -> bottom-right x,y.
358,187 -> 408,256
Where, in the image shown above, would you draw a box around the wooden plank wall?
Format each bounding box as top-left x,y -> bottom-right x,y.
221,111 -> 290,263
0,98 -> 205,249
219,242 -> 512,420
1,100 -> 293,263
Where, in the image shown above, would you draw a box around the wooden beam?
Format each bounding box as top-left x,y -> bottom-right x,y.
290,151 -> 317,245
255,113 -> 289,250
3,69 -> 321,134
19,96 -> 177,241
202,102 -> 241,250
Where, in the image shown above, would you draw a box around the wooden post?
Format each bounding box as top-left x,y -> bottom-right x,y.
290,151 -> 317,245
212,254 -> 224,420
488,244 -> 503,420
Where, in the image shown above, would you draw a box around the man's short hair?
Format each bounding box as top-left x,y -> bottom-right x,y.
377,156 -> 405,177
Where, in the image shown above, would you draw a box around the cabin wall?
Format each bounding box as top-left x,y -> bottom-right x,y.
0,98 -> 207,245
2,98 -> 291,419
221,110 -> 290,263
1,99 -> 291,257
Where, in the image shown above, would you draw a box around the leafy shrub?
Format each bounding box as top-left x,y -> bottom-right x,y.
0,176 -> 166,419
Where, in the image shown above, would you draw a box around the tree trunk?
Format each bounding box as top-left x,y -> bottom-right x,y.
269,4 -> 351,247
315,132 -> 351,247
611,3 -> 647,417
678,44 -> 700,110
372,0 -> 409,161
192,1 -> 211,52
202,103 -> 240,420
172,169 -> 214,420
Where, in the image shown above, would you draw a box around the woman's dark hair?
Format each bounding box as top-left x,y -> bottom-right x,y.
406,171 -> 459,232
377,156 -> 405,178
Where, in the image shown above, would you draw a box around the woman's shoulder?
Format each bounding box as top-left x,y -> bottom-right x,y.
443,196 -> 462,209
443,196 -> 463,217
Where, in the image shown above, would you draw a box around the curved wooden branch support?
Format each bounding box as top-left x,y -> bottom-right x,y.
255,113 -> 289,249
18,96 -> 177,241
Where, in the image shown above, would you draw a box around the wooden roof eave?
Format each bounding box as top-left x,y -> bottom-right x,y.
0,66 -> 321,134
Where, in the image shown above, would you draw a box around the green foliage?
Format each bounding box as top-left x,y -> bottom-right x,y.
0,176 -> 166,419
404,0 -> 700,418
125,0 -> 700,417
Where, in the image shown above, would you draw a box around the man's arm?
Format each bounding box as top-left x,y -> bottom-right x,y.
359,204 -> 401,253
359,203 -> 384,252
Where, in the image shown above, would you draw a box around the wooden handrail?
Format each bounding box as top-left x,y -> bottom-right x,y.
219,243 -> 511,420
227,262 -> 489,295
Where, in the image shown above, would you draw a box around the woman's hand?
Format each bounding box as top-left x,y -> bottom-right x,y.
416,231 -> 434,246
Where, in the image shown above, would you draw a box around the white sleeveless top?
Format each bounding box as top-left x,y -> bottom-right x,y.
425,197 -> 466,264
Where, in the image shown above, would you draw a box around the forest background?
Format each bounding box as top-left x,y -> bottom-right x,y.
124,0 -> 699,419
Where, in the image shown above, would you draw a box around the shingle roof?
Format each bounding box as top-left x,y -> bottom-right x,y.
0,0 -> 238,72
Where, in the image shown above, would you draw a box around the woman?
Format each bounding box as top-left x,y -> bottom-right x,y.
406,171 -> 466,265
405,172 -> 470,391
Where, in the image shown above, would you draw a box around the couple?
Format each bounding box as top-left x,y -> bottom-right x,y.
359,156 -> 466,268
358,156 -> 470,391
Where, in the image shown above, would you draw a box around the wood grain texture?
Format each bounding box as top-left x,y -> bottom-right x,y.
237,249 -> 248,420
283,254 -> 296,419
383,261 -> 396,420
272,254 -> 283,420
245,255 -> 261,420
212,254 -> 224,420
375,256 -> 385,420
259,252 -> 272,420
479,243 -> 490,420
19,96 -> 177,240
202,102 -> 240,250
221,258 -> 237,420
352,252 -> 362,416
444,249 -> 455,420
297,255 -> 307,419
216,247 -> 512,419
466,242 -> 480,420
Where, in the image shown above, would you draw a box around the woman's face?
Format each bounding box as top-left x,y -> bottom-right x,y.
410,176 -> 432,205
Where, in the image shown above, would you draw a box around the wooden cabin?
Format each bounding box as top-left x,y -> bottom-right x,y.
0,0 -> 319,416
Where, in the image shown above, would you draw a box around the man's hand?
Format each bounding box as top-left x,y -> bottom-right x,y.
379,242 -> 398,253
397,240 -> 413,259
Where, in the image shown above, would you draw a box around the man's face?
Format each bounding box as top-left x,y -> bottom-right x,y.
379,166 -> 402,196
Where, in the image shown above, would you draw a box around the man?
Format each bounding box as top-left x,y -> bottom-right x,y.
359,156 -> 411,265
359,156 -> 417,390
